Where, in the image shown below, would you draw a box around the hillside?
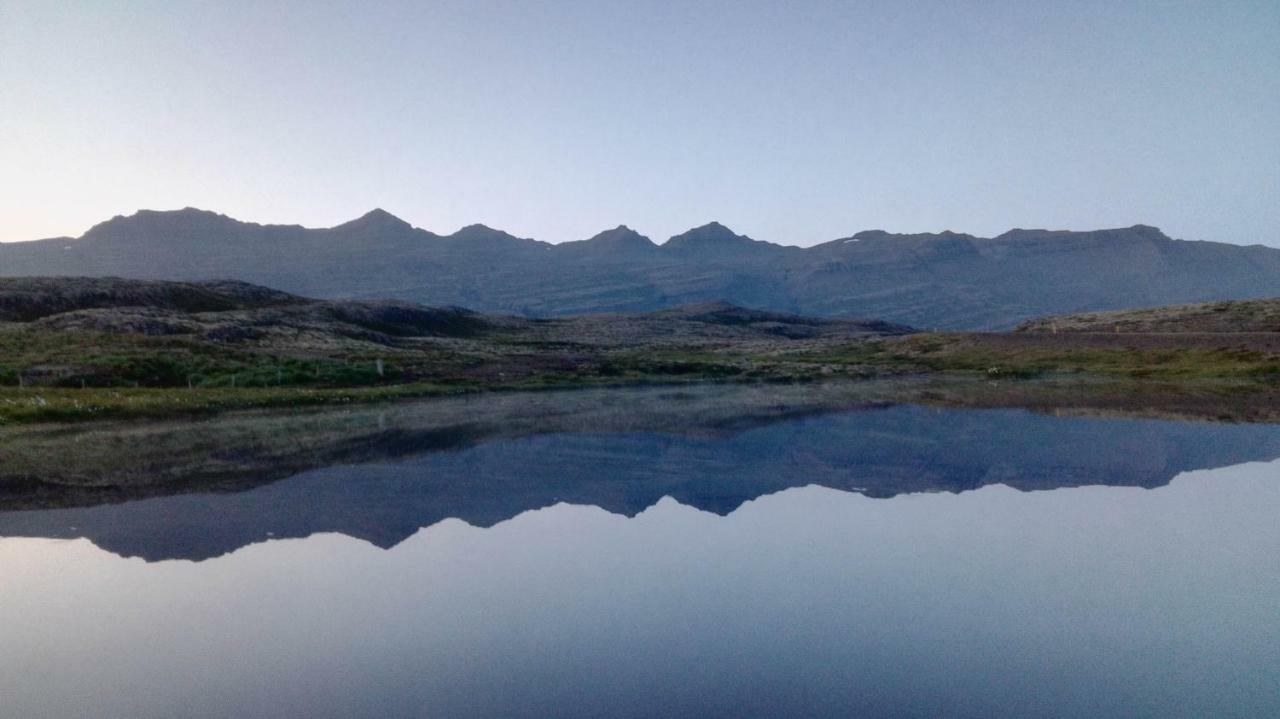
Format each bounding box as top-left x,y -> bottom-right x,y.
0,277 -> 299,321
0,277 -> 909,399
1,277 -> 1277,424
3,209 -> 1279,329
1017,297 -> 1280,333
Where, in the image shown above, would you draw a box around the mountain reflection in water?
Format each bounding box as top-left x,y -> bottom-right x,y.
1,460 -> 1277,719
2,398 -> 1278,562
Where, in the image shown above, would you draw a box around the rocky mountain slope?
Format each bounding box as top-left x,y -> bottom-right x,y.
4,208 -> 1279,329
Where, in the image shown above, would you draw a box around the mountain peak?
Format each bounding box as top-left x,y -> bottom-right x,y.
844,229 -> 977,242
850,230 -> 891,241
360,207 -> 401,221
446,224 -> 549,252
661,222 -> 787,259
453,223 -> 513,239
586,225 -> 653,244
1126,224 -> 1168,238
106,207 -> 228,225
81,207 -> 250,244
164,206 -> 223,218
994,225 -> 1171,243
556,225 -> 658,257
689,221 -> 735,236
664,222 -> 745,247
333,208 -> 412,232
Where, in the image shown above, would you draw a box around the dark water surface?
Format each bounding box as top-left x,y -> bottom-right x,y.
1,398 -> 1278,718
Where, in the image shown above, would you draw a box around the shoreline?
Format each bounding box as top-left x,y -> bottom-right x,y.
1,366 -> 1278,426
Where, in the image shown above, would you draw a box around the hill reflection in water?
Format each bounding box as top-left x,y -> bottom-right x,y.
2,384 -> 1278,562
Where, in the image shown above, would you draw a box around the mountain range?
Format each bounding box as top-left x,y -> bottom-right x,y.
3,208 -> 1279,329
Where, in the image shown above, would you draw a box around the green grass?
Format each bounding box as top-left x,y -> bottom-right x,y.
912,346 -> 1280,381
600,351 -> 748,379
0,372 -> 760,425
792,335 -> 1280,382
0,383 -> 480,424
3,324 -> 1278,425
0,326 -> 429,390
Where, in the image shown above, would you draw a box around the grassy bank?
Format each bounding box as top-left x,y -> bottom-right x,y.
2,340 -> 1278,425
0,373 -> 768,425
794,333 -> 1280,381
0,383 -> 461,424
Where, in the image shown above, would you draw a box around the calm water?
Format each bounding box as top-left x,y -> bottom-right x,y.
1,401 -> 1278,718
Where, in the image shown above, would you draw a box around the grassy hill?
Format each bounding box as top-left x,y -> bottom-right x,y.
0,277 -> 1276,424
0,278 -> 912,421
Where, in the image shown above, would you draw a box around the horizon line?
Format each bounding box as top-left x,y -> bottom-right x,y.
0,205 -> 1206,250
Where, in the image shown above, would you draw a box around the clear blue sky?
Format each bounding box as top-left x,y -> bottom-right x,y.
2,0 -> 1277,246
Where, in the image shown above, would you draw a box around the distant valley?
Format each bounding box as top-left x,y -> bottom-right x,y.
4,208 -> 1280,329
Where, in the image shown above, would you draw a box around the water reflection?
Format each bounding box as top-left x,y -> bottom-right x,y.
1,400 -> 1279,562
1,462 -> 1277,718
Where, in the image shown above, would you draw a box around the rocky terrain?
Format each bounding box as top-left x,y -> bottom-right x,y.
1017,297 -> 1280,333
0,276 -> 910,396
0,276 -> 1276,424
3,208 -> 1279,329
0,276 -> 490,344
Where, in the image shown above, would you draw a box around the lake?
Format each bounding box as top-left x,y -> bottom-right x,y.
1,386 -> 1277,718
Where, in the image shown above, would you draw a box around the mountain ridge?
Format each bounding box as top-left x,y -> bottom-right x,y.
5,207 -> 1279,329
21,207 -> 1215,255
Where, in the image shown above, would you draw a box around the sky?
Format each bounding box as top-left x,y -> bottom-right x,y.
1,0 -> 1277,247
